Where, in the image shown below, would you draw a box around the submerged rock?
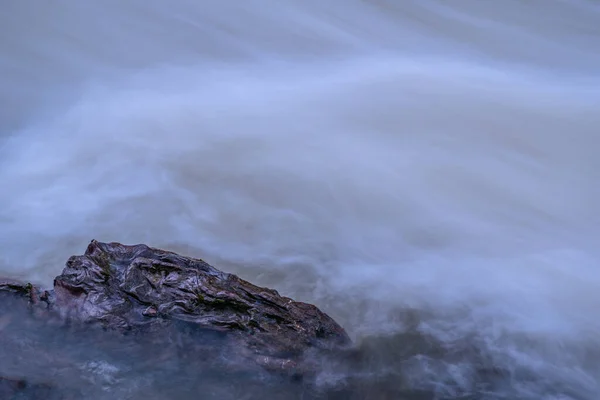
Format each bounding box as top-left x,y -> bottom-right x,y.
2,241 -> 349,374
0,376 -> 65,400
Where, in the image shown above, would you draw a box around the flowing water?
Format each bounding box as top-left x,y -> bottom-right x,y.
1,1 -> 599,399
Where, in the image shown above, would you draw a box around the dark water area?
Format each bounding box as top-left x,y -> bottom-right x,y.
1,289 -> 597,399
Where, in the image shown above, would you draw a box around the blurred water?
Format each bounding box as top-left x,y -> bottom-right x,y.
1,1 -> 599,398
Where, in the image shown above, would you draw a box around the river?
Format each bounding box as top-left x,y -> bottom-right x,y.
1,1 -> 599,398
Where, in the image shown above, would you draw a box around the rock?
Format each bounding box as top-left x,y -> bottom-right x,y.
0,278 -> 53,308
0,278 -> 35,301
3,240 -> 349,374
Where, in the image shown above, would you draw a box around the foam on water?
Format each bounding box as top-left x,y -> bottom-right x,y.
1,1 -> 599,398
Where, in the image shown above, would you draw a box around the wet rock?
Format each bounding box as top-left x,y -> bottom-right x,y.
0,278 -> 35,302
3,240 -> 349,374
0,241 -> 351,398
0,278 -> 53,309
55,241 -> 348,363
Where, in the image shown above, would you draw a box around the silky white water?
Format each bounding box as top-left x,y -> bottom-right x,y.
1,1 -> 599,398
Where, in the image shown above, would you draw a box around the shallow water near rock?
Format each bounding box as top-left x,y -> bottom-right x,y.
1,1 -> 599,399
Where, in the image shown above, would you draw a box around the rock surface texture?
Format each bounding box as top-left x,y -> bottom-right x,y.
2,241 -> 348,370
55,240 -> 349,361
0,241 -> 353,398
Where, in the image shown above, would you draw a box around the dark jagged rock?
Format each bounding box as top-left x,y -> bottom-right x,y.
0,278 -> 53,310
0,241 -> 353,399
2,240 -> 349,375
